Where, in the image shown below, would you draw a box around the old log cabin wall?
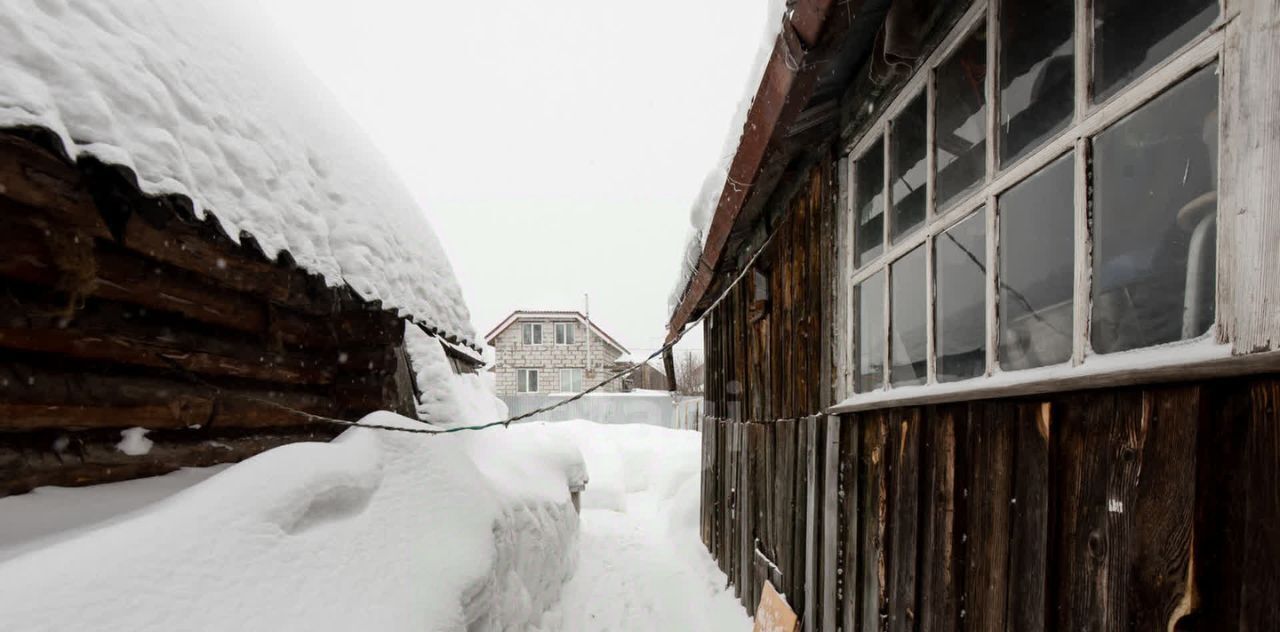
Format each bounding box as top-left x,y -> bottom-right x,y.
693,0 -> 1280,629
0,129 -> 436,496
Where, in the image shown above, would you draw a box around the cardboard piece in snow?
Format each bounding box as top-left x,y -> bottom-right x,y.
753,581 -> 798,632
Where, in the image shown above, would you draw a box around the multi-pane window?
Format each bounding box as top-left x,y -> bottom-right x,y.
517,369 -> 539,393
560,368 -> 583,392
847,0 -> 1220,394
555,322 -> 576,345
521,322 -> 543,345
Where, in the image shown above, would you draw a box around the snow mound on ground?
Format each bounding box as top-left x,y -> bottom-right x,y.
0,413 -> 583,632
0,0 -> 473,342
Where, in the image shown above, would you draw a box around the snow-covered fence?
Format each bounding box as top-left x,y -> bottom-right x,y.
500,392 -> 703,428
673,397 -> 704,431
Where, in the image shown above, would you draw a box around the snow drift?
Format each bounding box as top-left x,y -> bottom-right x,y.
0,0 -> 473,342
0,414 -> 584,632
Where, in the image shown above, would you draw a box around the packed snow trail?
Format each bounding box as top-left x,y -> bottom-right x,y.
531,421 -> 751,631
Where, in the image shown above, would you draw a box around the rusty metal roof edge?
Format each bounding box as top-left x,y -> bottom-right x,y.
666,0 -> 836,342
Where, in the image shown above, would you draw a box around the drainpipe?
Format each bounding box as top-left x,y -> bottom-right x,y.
584,293 -> 591,387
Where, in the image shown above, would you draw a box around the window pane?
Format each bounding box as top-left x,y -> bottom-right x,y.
522,324 -> 531,344
1091,64 -> 1218,353
891,95 -> 928,241
891,246 -> 927,385
999,0 -> 1074,165
530,371 -> 538,392
856,271 -> 885,391
998,151 -> 1074,370
855,138 -> 885,266
936,210 -> 987,381
936,28 -> 988,209
1094,0 -> 1217,102
566,325 -> 575,344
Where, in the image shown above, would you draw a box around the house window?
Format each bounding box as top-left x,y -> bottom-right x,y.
521,322 -> 543,345
560,368 -> 583,392
998,0 -> 1075,166
890,246 -> 927,385
936,210 -> 986,382
844,0 -> 1220,393
890,94 -> 928,241
517,369 -> 539,393
555,322 -> 576,345
1091,63 -> 1218,353
854,137 -> 885,266
935,27 -> 987,210
855,270 -> 885,392
998,152 -> 1075,370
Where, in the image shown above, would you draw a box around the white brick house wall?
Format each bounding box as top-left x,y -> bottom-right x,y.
490,317 -> 625,396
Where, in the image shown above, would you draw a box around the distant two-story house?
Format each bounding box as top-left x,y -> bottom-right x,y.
486,310 -> 629,396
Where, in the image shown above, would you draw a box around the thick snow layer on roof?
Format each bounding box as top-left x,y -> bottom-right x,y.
670,0 -> 790,313
0,0 -> 474,341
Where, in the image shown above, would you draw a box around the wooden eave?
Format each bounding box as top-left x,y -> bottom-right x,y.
666,0 -> 893,342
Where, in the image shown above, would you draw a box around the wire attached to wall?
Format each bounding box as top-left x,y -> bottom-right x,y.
157,220 -> 784,437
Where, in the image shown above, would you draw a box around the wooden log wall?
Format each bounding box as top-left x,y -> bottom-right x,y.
0,131 -> 429,496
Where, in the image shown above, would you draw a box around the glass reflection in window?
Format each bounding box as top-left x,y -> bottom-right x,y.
855,138 -> 886,266
998,152 -> 1074,370
1093,0 -> 1217,102
936,211 -> 987,381
891,95 -> 928,241
856,271 -> 886,391
1091,64 -> 1218,353
999,0 -> 1074,165
935,28 -> 987,210
891,246 -> 927,385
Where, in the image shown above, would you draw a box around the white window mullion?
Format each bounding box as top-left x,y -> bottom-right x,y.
985,192 -> 999,377
1071,139 -> 1091,365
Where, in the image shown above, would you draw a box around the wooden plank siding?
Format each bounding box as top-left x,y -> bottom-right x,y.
696,149 -> 1277,632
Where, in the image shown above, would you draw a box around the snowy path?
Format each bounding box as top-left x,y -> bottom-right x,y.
532,421 -> 751,631
541,494 -> 751,631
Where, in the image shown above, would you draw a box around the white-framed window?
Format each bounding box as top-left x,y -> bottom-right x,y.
559,368 -> 583,392
555,322 -> 576,345
521,322 -> 543,345
517,368 -> 539,393
847,0 -> 1221,394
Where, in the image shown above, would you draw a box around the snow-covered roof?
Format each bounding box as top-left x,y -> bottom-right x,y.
0,0 -> 474,344
484,310 -> 629,354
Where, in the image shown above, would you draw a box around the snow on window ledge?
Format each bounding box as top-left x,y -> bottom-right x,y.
829,336 -> 1280,414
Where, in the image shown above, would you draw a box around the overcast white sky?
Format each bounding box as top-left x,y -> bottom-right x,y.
261,1 -> 774,359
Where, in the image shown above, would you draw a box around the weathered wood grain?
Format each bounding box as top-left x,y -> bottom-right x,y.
1006,402 -> 1051,632
886,409 -> 921,632
917,405 -> 957,632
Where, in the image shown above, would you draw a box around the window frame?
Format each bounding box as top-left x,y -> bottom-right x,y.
840,0 -> 1226,399
521,322 -> 544,345
517,368 -> 539,393
559,367 -> 583,392
554,321 -> 576,345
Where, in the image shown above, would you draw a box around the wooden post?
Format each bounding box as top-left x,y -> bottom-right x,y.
1219,0 -> 1280,352
821,415 -> 840,632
